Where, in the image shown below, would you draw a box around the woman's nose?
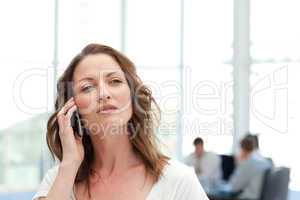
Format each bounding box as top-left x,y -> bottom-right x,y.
97,84 -> 111,101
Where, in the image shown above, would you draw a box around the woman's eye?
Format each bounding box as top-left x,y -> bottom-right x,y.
110,79 -> 122,85
81,85 -> 94,92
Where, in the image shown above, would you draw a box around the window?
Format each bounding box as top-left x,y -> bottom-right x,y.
137,68 -> 180,157
0,0 -> 54,191
250,0 -> 300,190
126,0 -> 181,68
182,0 -> 234,157
126,0 -> 182,158
58,0 -> 121,67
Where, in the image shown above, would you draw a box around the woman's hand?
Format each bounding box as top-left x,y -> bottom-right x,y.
56,97 -> 84,168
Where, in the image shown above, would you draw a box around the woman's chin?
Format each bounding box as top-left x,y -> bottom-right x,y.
86,120 -> 128,136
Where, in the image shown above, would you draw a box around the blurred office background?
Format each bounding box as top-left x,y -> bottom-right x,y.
0,0 -> 299,199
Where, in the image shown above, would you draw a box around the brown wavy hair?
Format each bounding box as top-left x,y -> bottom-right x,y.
46,43 -> 169,197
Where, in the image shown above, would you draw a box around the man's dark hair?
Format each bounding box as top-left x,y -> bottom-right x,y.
193,137 -> 204,146
244,134 -> 259,149
240,137 -> 255,152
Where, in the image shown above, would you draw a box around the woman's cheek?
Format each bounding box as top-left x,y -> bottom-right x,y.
75,97 -> 90,108
75,95 -> 97,114
116,91 -> 131,112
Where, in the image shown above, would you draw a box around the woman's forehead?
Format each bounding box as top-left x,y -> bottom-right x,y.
79,53 -> 119,67
73,54 -> 124,81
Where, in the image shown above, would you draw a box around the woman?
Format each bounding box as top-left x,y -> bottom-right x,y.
33,44 -> 208,200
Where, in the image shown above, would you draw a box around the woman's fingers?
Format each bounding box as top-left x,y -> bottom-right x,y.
61,104 -> 77,127
66,104 -> 77,118
75,135 -> 83,143
57,97 -> 75,116
57,98 -> 77,129
55,97 -> 85,165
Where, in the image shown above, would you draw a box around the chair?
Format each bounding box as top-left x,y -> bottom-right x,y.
260,167 -> 290,200
209,167 -> 290,200
220,154 -> 236,181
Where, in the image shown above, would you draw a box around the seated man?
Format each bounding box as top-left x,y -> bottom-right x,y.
184,137 -> 222,192
244,133 -> 274,166
216,136 -> 272,199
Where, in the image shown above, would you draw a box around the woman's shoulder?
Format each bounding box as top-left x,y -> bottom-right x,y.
148,159 -> 208,199
160,159 -> 197,184
164,159 -> 194,175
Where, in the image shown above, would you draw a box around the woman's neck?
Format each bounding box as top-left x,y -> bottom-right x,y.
90,129 -> 142,178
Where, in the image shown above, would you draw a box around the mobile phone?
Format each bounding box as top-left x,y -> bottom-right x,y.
70,109 -> 83,137
63,81 -> 84,137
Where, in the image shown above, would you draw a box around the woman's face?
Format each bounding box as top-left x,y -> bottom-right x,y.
72,53 -> 133,136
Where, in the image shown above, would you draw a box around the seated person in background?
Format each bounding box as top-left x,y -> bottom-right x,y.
184,137 -> 222,192
216,136 -> 272,199
244,133 -> 274,166
245,133 -> 259,149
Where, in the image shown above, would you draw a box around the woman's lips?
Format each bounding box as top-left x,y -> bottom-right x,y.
98,108 -> 118,114
97,104 -> 118,114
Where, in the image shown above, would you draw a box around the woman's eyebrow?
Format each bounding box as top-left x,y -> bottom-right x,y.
77,77 -> 95,83
106,71 -> 121,77
77,71 -> 123,83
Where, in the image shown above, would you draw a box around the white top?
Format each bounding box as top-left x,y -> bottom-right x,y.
32,160 -> 209,200
184,151 -> 222,191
